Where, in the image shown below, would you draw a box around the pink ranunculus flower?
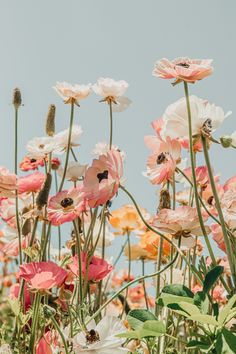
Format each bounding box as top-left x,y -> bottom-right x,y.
223,175 -> 236,192
68,252 -> 113,282
19,261 -> 67,291
153,206 -> 209,249
153,57 -> 213,85
0,167 -> 17,198
18,171 -> 45,194
19,156 -> 45,171
211,223 -> 226,253
182,166 -> 210,189
10,283 -> 32,311
2,234 -> 30,257
36,330 -> 58,354
47,187 -> 86,226
144,136 -> 181,185
83,150 -> 123,208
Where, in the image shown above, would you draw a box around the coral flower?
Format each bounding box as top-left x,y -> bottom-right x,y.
68,252 -> 113,282
36,331 -> 58,354
211,223 -> 226,253
161,96 -> 231,140
18,171 -> 45,194
144,136 -> 181,185
2,234 -> 30,257
223,175 -> 236,192
10,283 -> 32,311
109,204 -> 145,235
83,150 -> 123,208
153,57 -> 213,85
153,206 -> 209,249
53,82 -> 91,105
0,167 -> 17,198
19,261 -> 67,291
139,230 -> 171,259
47,187 -> 86,226
19,156 -> 45,171
182,166 -> 210,189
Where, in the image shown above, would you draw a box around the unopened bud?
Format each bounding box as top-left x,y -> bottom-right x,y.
13,88 -> 22,109
36,173 -> 52,209
220,136 -> 232,148
43,304 -> 56,319
45,104 -> 56,136
158,189 -> 171,212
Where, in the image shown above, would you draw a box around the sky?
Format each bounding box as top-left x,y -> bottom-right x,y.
0,0 -> 235,262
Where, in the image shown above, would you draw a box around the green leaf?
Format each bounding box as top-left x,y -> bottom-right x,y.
157,293 -> 194,307
178,302 -> 201,316
187,314 -> 218,326
203,266 -> 224,293
186,340 -> 211,351
162,284 -> 194,298
117,320 -> 166,340
218,294 -> 236,325
194,291 -> 209,314
8,298 -> 20,317
215,328 -> 236,354
142,320 -> 166,334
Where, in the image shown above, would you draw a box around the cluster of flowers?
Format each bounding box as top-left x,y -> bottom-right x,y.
0,58 -> 236,354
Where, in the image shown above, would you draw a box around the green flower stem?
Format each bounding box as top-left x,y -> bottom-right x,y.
73,220 -> 84,321
202,136 -> 236,287
155,236 -> 164,317
59,102 -> 75,192
86,248 -> 179,326
119,185 -> 202,285
108,99 -> 113,149
51,316 -> 69,354
142,259 -> 149,310
29,293 -> 42,353
121,231 -> 131,316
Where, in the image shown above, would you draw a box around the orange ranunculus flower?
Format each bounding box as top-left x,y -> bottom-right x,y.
109,204 -> 146,235
139,230 -> 171,259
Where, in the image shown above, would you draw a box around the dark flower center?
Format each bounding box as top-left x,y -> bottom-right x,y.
97,170 -> 108,183
60,197 -> 74,208
156,152 -> 168,165
207,196 -> 214,205
86,329 -> 100,344
176,62 -> 190,68
39,144 -> 45,149
30,158 -> 37,163
202,118 -> 212,137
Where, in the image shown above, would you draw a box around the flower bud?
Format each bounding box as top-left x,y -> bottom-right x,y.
43,304 -> 56,319
158,189 -> 171,212
45,104 -> 56,136
12,88 -> 22,109
220,136 -> 232,148
36,173 -> 52,209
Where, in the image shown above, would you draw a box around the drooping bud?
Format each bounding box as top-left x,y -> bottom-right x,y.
45,104 -> 56,136
43,304 -> 56,319
12,88 -> 22,109
36,173 -> 52,209
220,136 -> 232,148
158,189 -> 171,212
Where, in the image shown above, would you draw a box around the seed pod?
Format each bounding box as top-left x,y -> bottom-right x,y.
13,88 -> 22,109
45,104 -> 56,136
158,189 -> 171,212
36,173 -> 52,209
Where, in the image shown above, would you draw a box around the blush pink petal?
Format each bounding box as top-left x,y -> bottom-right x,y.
18,171 -> 45,194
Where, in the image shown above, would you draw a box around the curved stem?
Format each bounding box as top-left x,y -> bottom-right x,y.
51,316 -> 69,354
59,102 -> 75,192
202,136 -> 236,287
155,236 -> 163,317
142,259 -> 149,310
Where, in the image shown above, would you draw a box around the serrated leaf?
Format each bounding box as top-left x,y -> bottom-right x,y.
187,314 -> 218,326
203,266 -> 224,293
218,294 -> 236,325
162,284 -> 194,298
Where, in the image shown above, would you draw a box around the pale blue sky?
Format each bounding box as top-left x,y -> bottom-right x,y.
0,1 -> 235,260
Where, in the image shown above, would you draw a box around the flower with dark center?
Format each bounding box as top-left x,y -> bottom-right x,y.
60,197 -> 74,208
201,118 -> 212,137
30,158 -> 37,163
156,152 -> 168,165
207,196 -> 214,206
39,144 -> 45,149
176,62 -> 190,68
85,329 -> 100,344
97,170 -> 108,183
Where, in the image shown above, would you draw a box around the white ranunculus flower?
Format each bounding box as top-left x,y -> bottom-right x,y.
26,136 -> 56,159
162,95 -> 231,139
91,142 -> 126,160
112,96 -> 132,112
93,77 -> 129,100
0,344 -> 12,354
53,82 -> 91,104
53,125 -> 83,153
71,316 -> 128,353
57,161 -> 87,181
83,219 -> 114,248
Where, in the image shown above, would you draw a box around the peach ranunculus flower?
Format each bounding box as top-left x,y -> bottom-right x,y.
223,175 -> 236,192
139,230 -> 171,260
68,252 -> 113,282
153,206 -> 210,250
47,187 -> 86,226
0,167 -> 17,198
53,81 -> 91,105
161,96 -> 231,140
211,223 -> 226,253
18,171 -> 45,194
19,261 -> 67,292
109,204 -> 145,235
83,150 -> 123,208
124,244 -> 151,260
19,156 -> 45,171
153,57 -> 213,85
2,234 -> 30,257
144,136 -> 181,185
